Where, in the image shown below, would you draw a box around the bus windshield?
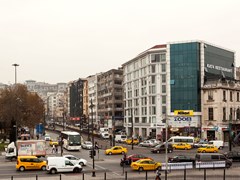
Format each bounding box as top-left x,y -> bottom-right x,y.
69,135 -> 81,145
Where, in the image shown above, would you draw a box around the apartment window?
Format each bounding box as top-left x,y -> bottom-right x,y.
208,91 -> 213,101
142,107 -> 147,115
161,64 -> 166,72
208,107 -> 214,120
135,117 -> 139,123
142,117 -> 147,123
230,91 -> 233,101
151,65 -> 156,73
134,89 -> 139,97
223,107 -> 226,121
149,96 -> 156,105
162,74 -> 166,83
151,54 -> 160,63
223,90 -> 226,101
160,54 -> 166,62
151,75 -> 156,84
162,85 -> 166,93
237,92 -> 240,102
162,96 -> 166,104
151,106 -> 156,115
237,108 -> 240,120
141,97 -> 147,106
162,106 -> 166,114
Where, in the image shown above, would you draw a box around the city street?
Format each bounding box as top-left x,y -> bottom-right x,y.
1,130 -> 240,179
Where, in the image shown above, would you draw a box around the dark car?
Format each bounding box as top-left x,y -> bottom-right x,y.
224,151 -> 240,162
121,154 -> 152,166
151,143 -> 173,153
168,155 -> 195,163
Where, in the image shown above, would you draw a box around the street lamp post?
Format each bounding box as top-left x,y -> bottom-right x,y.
112,117 -> 115,147
130,108 -> 134,150
89,99 -> 96,177
87,115 -> 90,141
12,64 -> 19,143
12,63 -> 19,84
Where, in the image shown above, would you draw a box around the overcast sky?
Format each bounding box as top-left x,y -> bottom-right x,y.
1,0 -> 239,84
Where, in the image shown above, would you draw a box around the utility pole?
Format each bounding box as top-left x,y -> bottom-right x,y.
229,114 -> 232,151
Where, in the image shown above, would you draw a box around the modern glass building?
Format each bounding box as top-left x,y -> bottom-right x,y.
123,40 -> 235,140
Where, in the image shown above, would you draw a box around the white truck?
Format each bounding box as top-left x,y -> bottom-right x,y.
5,140 -> 46,160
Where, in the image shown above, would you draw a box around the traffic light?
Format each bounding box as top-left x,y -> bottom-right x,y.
89,150 -> 96,158
89,150 -> 93,158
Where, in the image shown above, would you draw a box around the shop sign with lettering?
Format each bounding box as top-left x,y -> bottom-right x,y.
174,110 -> 193,116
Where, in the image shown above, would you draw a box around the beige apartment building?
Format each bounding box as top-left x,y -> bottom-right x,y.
202,78 -> 240,142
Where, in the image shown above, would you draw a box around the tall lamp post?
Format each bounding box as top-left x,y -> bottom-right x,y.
12,63 -> 19,143
89,99 -> 96,177
131,108 -> 134,150
12,63 -> 19,84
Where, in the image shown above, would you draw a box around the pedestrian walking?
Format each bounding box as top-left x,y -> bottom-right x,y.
52,144 -> 56,154
55,145 -> 58,154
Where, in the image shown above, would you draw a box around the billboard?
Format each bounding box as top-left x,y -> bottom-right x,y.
204,43 -> 234,79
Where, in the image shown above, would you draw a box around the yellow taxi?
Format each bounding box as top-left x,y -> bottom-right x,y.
131,159 -> 161,171
105,146 -> 128,155
125,138 -> 139,145
16,156 -> 47,172
197,145 -> 218,153
49,139 -> 59,146
172,143 -> 192,150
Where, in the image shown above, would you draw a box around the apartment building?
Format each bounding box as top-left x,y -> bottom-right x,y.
202,78 -> 240,141
97,68 -> 124,133
87,74 -> 99,128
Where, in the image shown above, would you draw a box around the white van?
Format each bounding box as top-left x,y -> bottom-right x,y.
101,132 -> 110,139
47,157 -> 82,174
208,140 -> 224,149
115,134 -> 127,143
168,136 -> 195,146
100,128 -> 108,133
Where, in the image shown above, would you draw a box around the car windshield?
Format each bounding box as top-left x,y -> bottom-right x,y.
85,142 -> 92,145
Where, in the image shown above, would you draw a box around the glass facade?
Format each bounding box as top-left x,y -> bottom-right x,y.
170,42 -> 201,112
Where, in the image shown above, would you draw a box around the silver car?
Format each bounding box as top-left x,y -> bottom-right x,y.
81,141 -> 93,150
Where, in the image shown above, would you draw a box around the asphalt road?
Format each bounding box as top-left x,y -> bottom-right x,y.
1,128 -> 240,179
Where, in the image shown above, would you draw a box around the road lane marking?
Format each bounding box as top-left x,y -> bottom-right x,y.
87,162 -> 107,170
